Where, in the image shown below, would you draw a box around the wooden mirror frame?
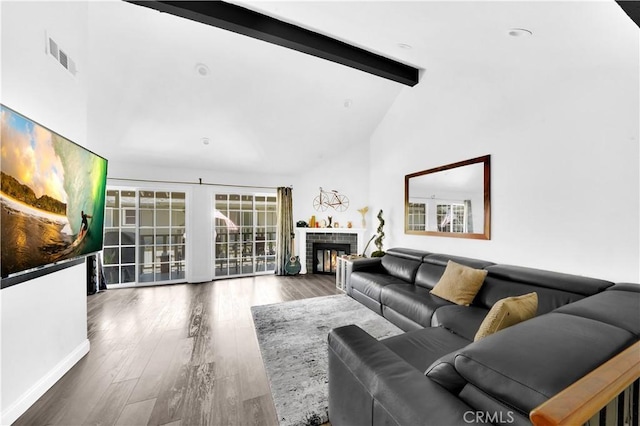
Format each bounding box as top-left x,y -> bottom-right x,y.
404,155 -> 491,240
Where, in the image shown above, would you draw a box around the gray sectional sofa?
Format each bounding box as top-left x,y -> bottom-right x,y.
328,248 -> 640,425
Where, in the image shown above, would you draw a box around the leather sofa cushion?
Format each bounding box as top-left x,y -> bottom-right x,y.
415,254 -> 494,289
350,272 -> 407,303
455,313 -> 636,415
381,254 -> 422,282
554,289 -> 640,336
474,275 -> 587,314
459,384 -> 533,426
607,283 -> 640,293
381,327 -> 469,373
425,351 -> 467,393
484,264 -> 613,296
328,325 -> 479,426
385,247 -> 430,261
380,284 -> 452,327
431,305 -> 490,341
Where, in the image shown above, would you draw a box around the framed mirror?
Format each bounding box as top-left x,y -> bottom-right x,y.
405,155 -> 490,239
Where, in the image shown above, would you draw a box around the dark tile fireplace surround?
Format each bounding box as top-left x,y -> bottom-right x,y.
305,233 -> 357,274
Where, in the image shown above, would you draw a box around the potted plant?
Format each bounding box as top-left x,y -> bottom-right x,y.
371,209 -> 386,257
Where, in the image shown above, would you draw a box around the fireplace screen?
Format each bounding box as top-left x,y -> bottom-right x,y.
313,243 -> 350,274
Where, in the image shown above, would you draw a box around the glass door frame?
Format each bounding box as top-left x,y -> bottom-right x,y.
212,191 -> 277,279
104,185 -> 188,288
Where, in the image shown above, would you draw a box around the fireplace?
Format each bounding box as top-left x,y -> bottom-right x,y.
312,243 -> 350,274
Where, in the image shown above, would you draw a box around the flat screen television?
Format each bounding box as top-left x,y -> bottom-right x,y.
1,105 -> 108,286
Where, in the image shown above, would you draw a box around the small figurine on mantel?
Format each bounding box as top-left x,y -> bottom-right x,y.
327,216 -> 333,228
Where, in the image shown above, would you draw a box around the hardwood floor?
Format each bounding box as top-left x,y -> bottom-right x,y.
14,274 -> 340,426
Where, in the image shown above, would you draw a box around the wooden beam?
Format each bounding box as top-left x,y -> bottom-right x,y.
616,1 -> 640,28
530,341 -> 640,426
125,1 -> 420,87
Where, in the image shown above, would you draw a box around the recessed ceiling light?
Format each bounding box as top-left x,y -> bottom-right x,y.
344,99 -> 353,108
202,137 -> 210,145
508,28 -> 533,37
397,43 -> 412,50
195,63 -> 210,76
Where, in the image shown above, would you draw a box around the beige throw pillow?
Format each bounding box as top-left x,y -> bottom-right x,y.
474,292 -> 538,341
430,260 -> 488,306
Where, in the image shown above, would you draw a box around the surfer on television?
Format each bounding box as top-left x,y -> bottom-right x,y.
81,210 -> 92,234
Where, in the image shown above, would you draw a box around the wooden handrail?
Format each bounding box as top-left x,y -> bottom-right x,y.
530,341 -> 640,426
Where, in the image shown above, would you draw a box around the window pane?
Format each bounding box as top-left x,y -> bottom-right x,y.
139,191 -> 154,209
121,230 -> 135,246
241,195 -> 253,210
104,266 -> 119,284
106,190 -> 119,208
156,192 -> 170,208
156,228 -> 170,245
139,246 -> 154,265
139,228 -> 154,246
156,210 -> 170,227
103,247 -> 119,265
140,210 -> 154,227
121,247 -> 135,264
121,265 -> 135,283
173,245 -> 185,261
229,194 -> 241,210
121,191 -> 136,208
138,264 -> 154,282
171,192 -> 185,209
172,210 -> 185,227
104,230 -> 119,246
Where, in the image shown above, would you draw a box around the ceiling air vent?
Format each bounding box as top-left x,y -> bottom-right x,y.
45,31 -> 77,76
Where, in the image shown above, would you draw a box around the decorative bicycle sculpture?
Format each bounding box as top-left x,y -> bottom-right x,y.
313,187 -> 349,212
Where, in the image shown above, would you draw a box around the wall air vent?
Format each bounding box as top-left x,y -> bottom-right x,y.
48,37 -> 59,60
44,31 -> 77,76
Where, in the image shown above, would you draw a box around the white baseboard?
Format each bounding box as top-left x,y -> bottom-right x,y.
188,275 -> 212,283
0,339 -> 90,425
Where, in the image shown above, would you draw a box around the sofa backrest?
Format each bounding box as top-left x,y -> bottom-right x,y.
554,285 -> 640,336
380,248 -> 428,283
414,253 -> 495,289
473,264 -> 614,313
452,312 -> 636,419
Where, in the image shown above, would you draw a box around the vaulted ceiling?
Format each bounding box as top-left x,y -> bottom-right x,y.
86,0 -> 638,175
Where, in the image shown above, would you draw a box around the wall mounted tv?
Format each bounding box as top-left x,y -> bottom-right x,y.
1,105 -> 108,288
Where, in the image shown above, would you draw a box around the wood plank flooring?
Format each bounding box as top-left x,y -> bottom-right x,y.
14,274 -> 340,426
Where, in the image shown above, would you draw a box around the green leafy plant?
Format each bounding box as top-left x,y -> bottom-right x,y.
371,209 -> 386,257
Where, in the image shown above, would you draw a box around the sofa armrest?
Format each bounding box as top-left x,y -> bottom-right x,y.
345,258 -> 382,295
350,257 -> 382,272
329,325 -> 483,426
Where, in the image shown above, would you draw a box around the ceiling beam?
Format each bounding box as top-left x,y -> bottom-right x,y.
615,1 -> 640,28
125,0 -> 420,87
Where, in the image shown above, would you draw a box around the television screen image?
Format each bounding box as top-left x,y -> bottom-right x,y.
1,105 -> 108,280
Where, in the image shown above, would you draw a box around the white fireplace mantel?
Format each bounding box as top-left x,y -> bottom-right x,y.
295,228 -> 366,274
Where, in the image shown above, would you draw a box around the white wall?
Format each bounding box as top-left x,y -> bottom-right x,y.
291,143 -> 372,233
369,9 -> 639,283
1,2 -> 90,423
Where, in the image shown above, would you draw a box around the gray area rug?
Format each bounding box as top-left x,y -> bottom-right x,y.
251,294 -> 402,426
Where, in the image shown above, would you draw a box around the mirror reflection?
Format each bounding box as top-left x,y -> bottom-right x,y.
405,155 -> 490,239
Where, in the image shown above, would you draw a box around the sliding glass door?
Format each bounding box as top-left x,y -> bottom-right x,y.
213,193 -> 276,278
103,188 -> 187,286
